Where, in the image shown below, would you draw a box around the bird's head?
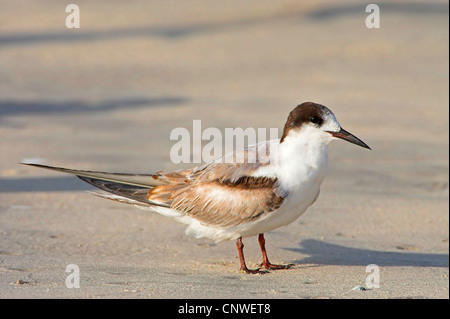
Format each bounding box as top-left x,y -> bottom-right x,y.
280,102 -> 371,150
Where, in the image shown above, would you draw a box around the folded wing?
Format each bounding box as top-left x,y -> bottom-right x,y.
22,140 -> 284,227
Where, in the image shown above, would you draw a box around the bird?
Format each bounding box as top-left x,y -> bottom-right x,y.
23,102 -> 371,274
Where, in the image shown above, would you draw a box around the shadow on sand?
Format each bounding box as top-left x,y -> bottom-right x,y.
0,2 -> 446,47
308,2 -> 448,20
0,176 -> 93,193
286,239 -> 449,267
0,96 -> 186,118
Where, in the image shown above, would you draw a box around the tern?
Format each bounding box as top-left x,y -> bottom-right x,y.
24,102 -> 370,274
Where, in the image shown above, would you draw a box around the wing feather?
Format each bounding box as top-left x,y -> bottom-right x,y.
23,140 -> 283,227
148,175 -> 285,227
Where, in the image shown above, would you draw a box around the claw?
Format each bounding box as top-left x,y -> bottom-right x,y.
260,262 -> 295,270
240,267 -> 269,275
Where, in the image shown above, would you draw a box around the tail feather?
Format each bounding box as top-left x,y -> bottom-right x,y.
89,192 -> 151,208
21,163 -> 168,187
22,163 -> 170,208
77,176 -> 169,208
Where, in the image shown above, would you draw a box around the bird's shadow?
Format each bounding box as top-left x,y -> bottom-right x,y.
285,239 -> 448,267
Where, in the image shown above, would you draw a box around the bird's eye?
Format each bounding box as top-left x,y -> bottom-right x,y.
309,116 -> 322,125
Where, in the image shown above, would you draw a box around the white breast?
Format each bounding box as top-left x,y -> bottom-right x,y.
249,126 -> 330,234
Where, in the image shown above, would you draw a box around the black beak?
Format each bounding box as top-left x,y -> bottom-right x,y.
328,128 -> 371,150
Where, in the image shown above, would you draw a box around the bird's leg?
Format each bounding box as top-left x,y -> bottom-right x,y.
258,233 -> 294,270
236,237 -> 267,274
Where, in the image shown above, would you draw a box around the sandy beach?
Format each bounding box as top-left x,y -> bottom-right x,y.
0,0 -> 448,299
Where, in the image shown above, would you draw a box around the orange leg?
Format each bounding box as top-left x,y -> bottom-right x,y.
236,237 -> 267,274
258,233 -> 294,270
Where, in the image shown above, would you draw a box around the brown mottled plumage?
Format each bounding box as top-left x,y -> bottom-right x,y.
147,175 -> 284,227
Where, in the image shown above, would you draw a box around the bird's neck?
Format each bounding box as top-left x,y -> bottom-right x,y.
276,130 -> 329,191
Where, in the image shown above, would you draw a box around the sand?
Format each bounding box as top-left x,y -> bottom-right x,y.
0,0 -> 448,299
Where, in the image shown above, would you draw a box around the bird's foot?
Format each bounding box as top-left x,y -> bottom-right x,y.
240,267 -> 269,275
260,262 -> 295,270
